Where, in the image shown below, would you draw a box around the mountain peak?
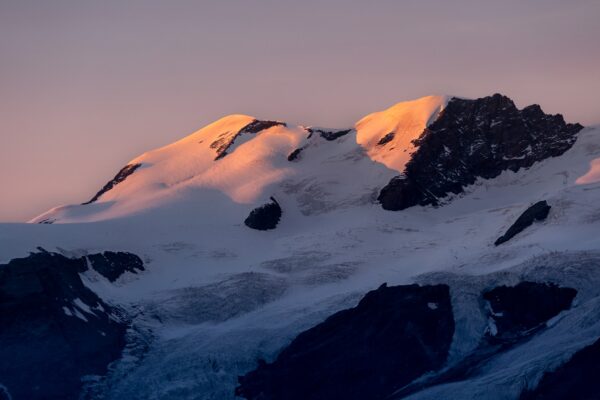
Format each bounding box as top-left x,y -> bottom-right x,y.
378,94 -> 584,210
30,93 -> 585,224
356,95 -> 449,172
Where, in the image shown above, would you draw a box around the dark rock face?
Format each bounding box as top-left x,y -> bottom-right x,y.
520,337 -> 600,400
494,201 -> 551,246
378,176 -> 426,211
309,128 -> 352,141
239,119 -> 286,134
235,283 -> 454,400
211,119 -> 286,160
392,281 -> 579,398
244,197 -> 282,230
483,282 -> 576,340
377,131 -> 395,146
210,130 -> 238,160
287,148 -> 303,161
87,251 -> 145,282
82,163 -> 142,205
0,251 -> 134,400
378,94 -> 583,211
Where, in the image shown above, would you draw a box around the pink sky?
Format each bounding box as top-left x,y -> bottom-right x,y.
1,0 -> 599,222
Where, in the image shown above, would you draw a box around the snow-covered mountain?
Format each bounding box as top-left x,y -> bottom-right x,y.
30,95 -> 451,224
1,94 -> 600,400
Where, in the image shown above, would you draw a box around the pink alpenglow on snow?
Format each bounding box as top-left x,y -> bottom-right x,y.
576,158 -> 600,185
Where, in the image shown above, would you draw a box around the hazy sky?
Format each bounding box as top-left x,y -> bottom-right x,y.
1,0 -> 599,222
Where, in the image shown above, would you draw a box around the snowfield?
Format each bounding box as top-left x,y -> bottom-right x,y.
1,95 -> 600,399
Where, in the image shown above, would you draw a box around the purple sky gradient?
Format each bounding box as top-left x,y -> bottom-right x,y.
1,0 -> 599,222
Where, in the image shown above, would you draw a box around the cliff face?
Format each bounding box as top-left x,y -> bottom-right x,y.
0,251 -> 142,400
379,94 -> 583,210
236,284 -> 455,400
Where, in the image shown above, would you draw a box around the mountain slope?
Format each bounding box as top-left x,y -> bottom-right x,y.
356,94 -> 448,172
1,94 -> 599,399
378,94 -> 583,210
31,93 -> 582,226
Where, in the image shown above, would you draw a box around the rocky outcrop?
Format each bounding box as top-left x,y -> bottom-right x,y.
287,147 -> 303,161
393,281 -> 578,398
212,119 -> 286,160
239,119 -> 286,134
377,131 -> 395,146
234,279 -> 576,400
82,163 -> 142,205
0,251 -> 140,399
483,282 -> 576,340
378,94 -> 583,211
235,283 -> 454,400
494,201 -> 551,245
520,337 -> 600,400
288,126 -> 353,160
244,197 -> 282,230
210,131 -> 238,160
87,251 -> 145,282
309,128 -> 352,141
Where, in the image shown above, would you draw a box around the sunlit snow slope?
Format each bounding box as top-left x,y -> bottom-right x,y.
31,95 -> 449,224
356,94 -> 448,172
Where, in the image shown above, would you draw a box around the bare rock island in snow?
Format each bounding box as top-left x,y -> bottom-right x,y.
494,200 -> 552,246
244,197 -> 282,230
